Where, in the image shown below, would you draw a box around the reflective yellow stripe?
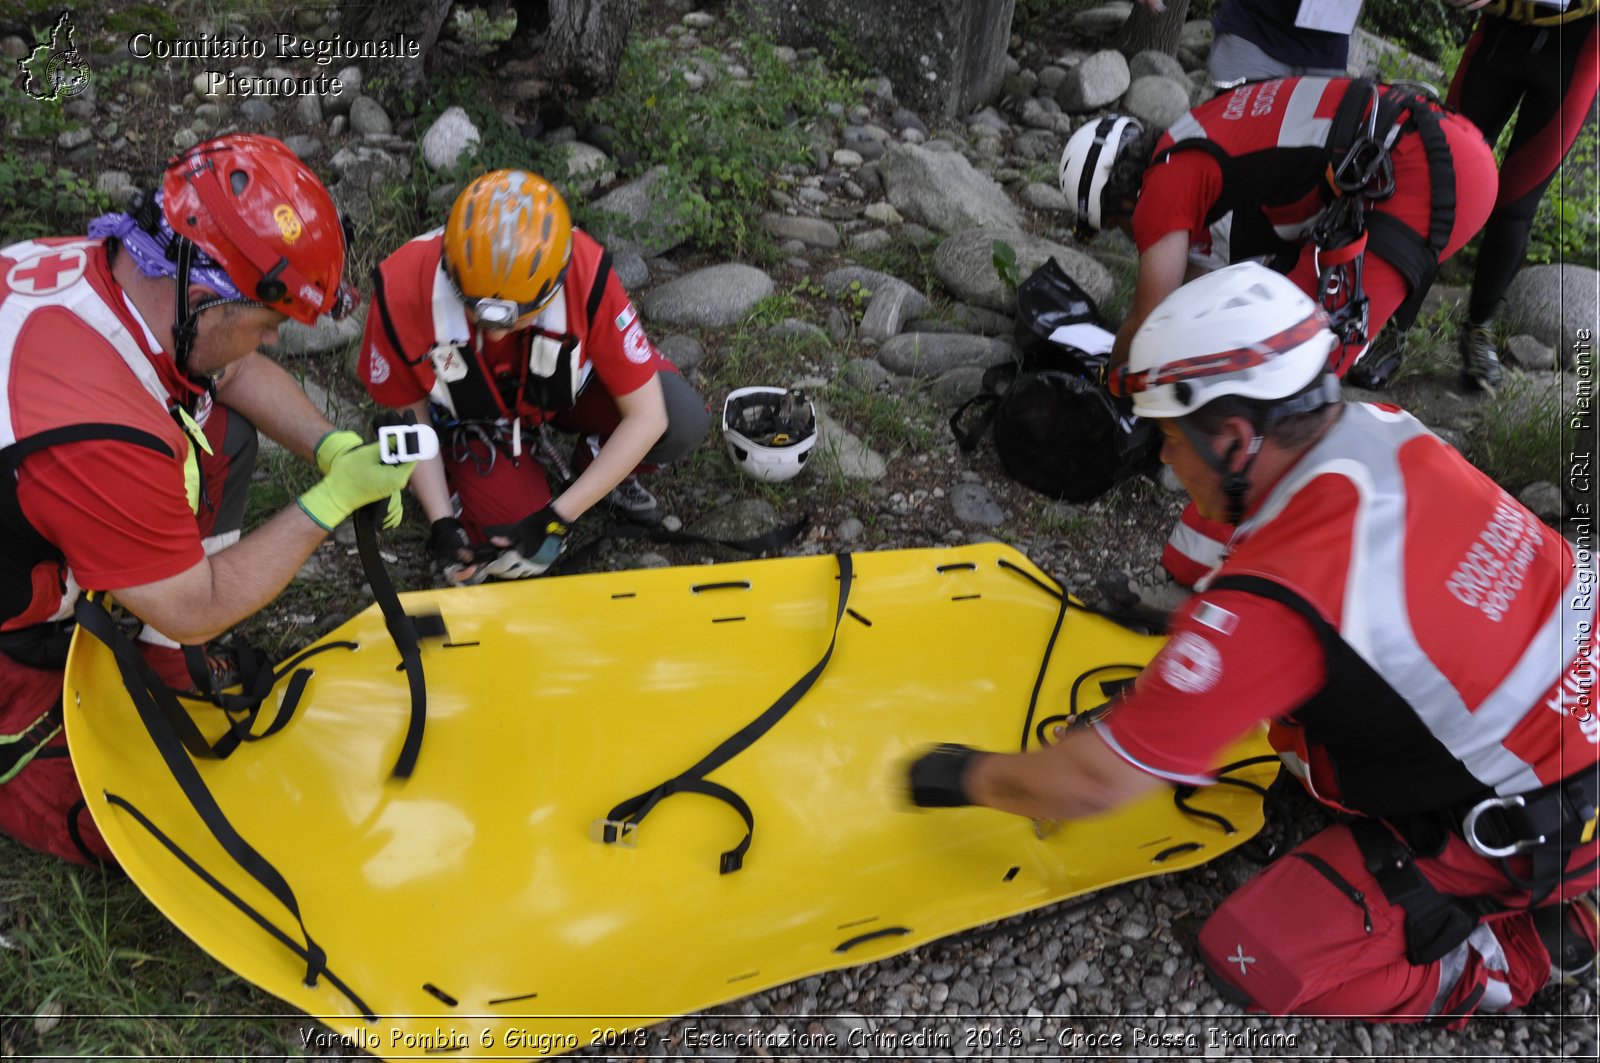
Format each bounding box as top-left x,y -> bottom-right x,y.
1486,0 -> 1597,24
172,406 -> 210,516
1583,814 -> 1597,845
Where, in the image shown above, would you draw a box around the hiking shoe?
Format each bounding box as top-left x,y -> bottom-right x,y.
1460,323 -> 1504,392
1347,344 -> 1404,390
1535,894 -> 1599,987
605,476 -> 663,526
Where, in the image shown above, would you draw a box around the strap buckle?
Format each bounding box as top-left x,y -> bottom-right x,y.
1462,794 -> 1546,858
589,818 -> 639,848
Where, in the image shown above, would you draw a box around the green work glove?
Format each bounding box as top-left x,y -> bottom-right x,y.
314,429 -> 403,529
298,442 -> 416,532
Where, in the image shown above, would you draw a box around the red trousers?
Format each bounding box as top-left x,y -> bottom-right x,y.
1199,821 -> 1599,1025
0,404 -> 253,865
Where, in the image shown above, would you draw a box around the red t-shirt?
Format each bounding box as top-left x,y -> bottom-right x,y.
358,229 -> 659,419
1,239 -> 200,624
1095,589 -> 1325,783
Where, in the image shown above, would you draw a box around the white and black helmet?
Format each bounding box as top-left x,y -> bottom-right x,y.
1059,115 -> 1143,238
723,387 -> 817,482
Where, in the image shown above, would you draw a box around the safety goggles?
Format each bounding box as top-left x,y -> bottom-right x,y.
450,264 -> 568,329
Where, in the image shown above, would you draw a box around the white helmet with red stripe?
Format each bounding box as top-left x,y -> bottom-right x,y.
1120,263 -> 1339,419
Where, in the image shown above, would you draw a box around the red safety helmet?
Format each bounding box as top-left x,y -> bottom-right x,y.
161,134 -> 355,325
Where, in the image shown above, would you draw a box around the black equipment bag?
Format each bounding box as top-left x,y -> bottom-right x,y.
951,259 -> 1159,503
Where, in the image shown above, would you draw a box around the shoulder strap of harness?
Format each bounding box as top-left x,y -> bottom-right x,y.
585,249 -> 613,331
368,265 -> 425,368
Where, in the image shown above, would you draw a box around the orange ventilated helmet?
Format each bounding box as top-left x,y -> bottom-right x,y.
443,170 -> 572,327
162,133 -> 355,326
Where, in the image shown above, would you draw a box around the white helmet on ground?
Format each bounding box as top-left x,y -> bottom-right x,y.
723,387 -> 817,482
1119,263 -> 1339,420
1059,115 -> 1143,238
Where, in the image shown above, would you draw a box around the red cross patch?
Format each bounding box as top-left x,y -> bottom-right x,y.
8,248 -> 88,295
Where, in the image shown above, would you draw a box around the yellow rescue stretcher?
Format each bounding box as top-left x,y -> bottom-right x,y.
64,544 -> 1278,1059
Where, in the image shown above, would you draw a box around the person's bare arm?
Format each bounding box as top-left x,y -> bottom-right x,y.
400,398 -> 455,524
213,351 -> 336,462
112,505 -> 328,643
550,374 -> 668,521
1110,229 -> 1192,373
964,726 -> 1166,820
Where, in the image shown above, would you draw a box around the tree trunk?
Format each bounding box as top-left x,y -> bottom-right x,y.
1110,0 -> 1192,58
541,0 -> 640,97
337,0 -> 452,94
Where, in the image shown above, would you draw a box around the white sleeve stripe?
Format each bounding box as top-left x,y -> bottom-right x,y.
1091,720 -> 1217,787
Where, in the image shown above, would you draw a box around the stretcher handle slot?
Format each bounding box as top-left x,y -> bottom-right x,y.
692,580 -> 752,594
834,926 -> 911,953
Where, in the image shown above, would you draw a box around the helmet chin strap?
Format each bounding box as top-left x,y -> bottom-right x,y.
1175,417 -> 1264,526
170,236 -> 264,397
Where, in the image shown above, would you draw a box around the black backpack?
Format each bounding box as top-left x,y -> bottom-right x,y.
950,259 -> 1160,503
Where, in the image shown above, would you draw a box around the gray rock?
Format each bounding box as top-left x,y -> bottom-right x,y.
321,66 -> 361,117
421,106 -> 480,172
913,302 -> 1016,337
560,141 -> 613,197
931,366 -> 988,406
1128,49 -> 1188,83
767,318 -> 830,344
878,333 -> 1012,377
281,134 -> 323,162
57,128 -> 92,150
880,142 -> 1024,234
1069,3 -> 1134,40
864,202 -> 904,225
1122,76 -> 1192,132
835,517 -> 866,542
826,307 -> 852,344
841,358 -> 893,392
832,148 -> 865,168
238,98 -> 274,126
683,10 -> 716,29
1517,481 -> 1564,525
611,247 -> 650,291
1056,50 -> 1130,113
588,166 -> 701,257
1021,183 -> 1069,212
0,36 -> 28,60
1506,334 -> 1557,371
815,409 -> 888,480
656,334 -> 705,371
274,306 -> 367,357
950,482 -> 1005,526
848,229 -> 894,253
1504,265 -> 1600,364
821,267 -> 914,301
639,263 -> 774,328
760,212 -> 840,249
891,108 -> 929,136
686,499 -> 781,553
94,170 -> 134,197
329,147 -> 409,228
348,95 -> 391,136
933,227 -> 1114,313
860,283 -> 929,342
172,128 -> 200,150
294,94 -> 322,125
1012,128 -> 1062,162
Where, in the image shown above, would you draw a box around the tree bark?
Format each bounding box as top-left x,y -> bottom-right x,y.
338,0 -> 452,94
1110,0 -> 1192,58
541,0 -> 640,97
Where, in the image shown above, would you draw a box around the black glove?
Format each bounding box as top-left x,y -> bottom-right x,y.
429,517 -> 474,570
515,503 -> 570,573
908,743 -> 982,808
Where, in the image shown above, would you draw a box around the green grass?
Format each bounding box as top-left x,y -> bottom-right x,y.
0,838 -> 305,1059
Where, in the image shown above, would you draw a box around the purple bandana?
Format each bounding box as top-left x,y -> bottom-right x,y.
87,191 -> 244,300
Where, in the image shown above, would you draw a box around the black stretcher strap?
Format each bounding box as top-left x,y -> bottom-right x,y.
561,514 -> 812,570
74,595 -> 331,991
103,792 -> 376,1022
351,502 -> 446,779
599,552 -> 853,873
